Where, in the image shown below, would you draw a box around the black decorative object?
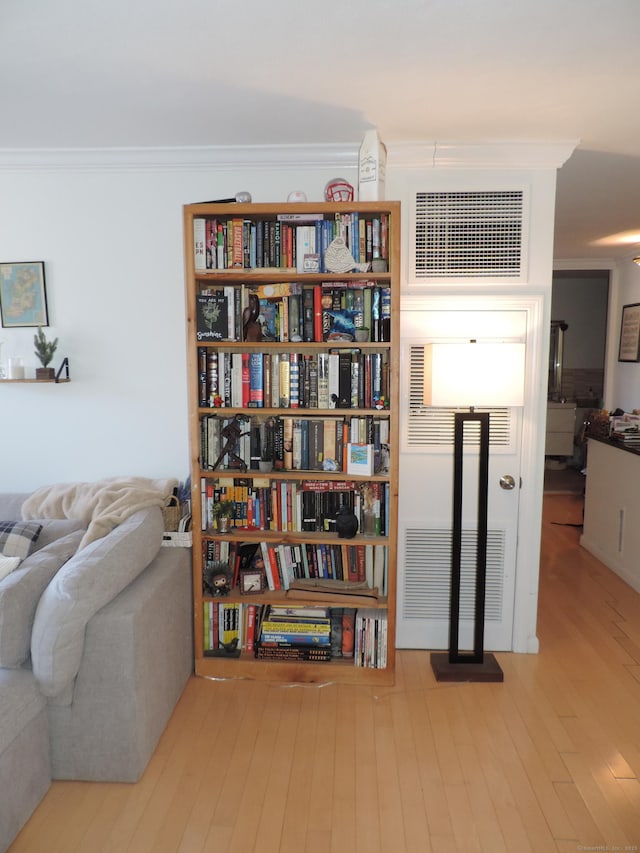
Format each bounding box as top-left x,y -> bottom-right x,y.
242,293 -> 262,342
212,414 -> 250,472
335,506 -> 359,539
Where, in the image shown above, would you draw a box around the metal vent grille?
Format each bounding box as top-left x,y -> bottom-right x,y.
406,345 -> 512,448
402,527 -> 505,620
414,190 -> 525,279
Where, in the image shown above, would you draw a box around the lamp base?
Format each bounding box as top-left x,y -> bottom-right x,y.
430,652 -> 504,683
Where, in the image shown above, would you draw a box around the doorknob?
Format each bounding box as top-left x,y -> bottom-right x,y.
499,475 -> 517,490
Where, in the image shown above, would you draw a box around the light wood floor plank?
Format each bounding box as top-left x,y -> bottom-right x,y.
353,687 -> 381,853
329,685 -> 357,853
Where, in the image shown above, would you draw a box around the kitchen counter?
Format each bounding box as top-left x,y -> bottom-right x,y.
580,437 -> 640,592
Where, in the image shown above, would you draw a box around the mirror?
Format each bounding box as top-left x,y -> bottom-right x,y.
549,320 -> 568,400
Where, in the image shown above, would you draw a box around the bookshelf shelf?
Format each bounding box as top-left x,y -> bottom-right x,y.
183,200 -> 400,684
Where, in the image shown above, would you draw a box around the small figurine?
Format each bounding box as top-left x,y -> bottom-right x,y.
203,562 -> 232,596
324,237 -> 370,274
212,414 -> 250,472
242,293 -> 262,342
335,505 -> 359,539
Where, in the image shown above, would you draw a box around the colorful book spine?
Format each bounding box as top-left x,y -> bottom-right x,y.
248,353 -> 264,407
193,218 -> 206,271
289,353 -> 300,408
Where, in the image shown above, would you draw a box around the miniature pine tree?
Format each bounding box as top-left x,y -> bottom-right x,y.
33,327 -> 58,368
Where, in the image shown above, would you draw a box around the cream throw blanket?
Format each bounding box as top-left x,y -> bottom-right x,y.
22,476 -> 178,550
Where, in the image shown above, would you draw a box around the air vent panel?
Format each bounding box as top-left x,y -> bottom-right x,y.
402,527 -> 505,621
413,190 -> 526,279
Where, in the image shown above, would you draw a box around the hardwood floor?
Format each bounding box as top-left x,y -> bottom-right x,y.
9,493 -> 640,852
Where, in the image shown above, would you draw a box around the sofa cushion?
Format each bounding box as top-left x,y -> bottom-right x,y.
0,669 -> 47,754
0,521 -> 42,559
0,528 -> 85,668
33,519 -> 86,552
0,493 -> 29,520
31,506 -> 163,701
0,555 -> 21,581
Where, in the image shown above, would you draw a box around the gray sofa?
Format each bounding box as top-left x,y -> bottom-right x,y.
0,493 -> 193,852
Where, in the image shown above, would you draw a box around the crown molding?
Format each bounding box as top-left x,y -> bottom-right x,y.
553,258 -> 617,270
0,144 -> 359,173
0,139 -> 578,173
387,140 -> 578,170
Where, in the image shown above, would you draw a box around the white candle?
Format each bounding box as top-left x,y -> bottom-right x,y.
7,358 -> 25,380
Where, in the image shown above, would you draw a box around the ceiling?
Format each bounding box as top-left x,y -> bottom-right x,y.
2,0 -> 640,262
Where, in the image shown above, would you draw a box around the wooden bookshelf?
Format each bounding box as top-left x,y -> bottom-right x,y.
183,201 -> 400,685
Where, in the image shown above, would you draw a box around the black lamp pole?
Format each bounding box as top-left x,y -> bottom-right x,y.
430,410 -> 504,682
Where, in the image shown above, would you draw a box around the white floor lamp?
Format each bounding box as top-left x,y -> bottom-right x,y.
423,340 -> 525,682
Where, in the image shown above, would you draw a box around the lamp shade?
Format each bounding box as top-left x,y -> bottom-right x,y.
424,342 -> 525,408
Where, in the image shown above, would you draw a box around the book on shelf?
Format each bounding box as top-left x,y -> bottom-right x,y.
259,630 -> 331,646
248,352 -> 264,407
330,608 -> 343,658
245,603 -> 258,652
354,608 -> 388,669
255,644 -> 331,662
260,619 -> 331,634
342,608 -> 356,657
267,605 -> 331,619
193,218 -> 206,272
196,293 -> 228,342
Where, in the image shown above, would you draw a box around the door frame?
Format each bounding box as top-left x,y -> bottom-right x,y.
401,292 -> 547,653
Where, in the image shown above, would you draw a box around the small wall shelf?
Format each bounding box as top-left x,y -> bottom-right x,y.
0,378 -> 70,384
0,358 -> 70,384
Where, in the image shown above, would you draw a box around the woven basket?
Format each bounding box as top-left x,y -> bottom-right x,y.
162,495 -> 181,532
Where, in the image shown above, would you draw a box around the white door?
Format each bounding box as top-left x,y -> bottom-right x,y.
397,304 -> 525,651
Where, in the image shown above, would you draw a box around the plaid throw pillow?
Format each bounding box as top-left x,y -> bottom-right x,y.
0,521 -> 43,560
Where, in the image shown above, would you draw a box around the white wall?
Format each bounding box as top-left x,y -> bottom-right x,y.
0,154 -> 357,491
608,260 -> 640,411
551,273 -> 609,369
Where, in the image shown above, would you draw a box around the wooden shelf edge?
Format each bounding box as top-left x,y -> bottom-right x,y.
201,529 -> 389,546
201,590 -> 388,609
195,655 -> 394,686
0,378 -> 70,384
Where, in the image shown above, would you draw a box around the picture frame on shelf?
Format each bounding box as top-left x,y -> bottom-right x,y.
0,262 -> 49,328
346,443 -> 375,476
618,303 -> 640,362
239,568 -> 266,595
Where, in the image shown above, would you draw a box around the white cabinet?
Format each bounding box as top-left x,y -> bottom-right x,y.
580,438 -> 640,593
545,402 -> 576,456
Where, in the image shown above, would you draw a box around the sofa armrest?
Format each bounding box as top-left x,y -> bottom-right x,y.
46,545 -> 193,782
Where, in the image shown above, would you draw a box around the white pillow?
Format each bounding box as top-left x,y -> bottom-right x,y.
0,529 -> 85,668
31,507 -> 163,701
0,555 -> 21,581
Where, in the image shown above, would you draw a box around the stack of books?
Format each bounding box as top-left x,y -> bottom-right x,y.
255,605 -> 331,661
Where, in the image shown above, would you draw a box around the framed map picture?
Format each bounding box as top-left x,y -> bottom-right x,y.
618,302 -> 640,362
0,262 -> 49,327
